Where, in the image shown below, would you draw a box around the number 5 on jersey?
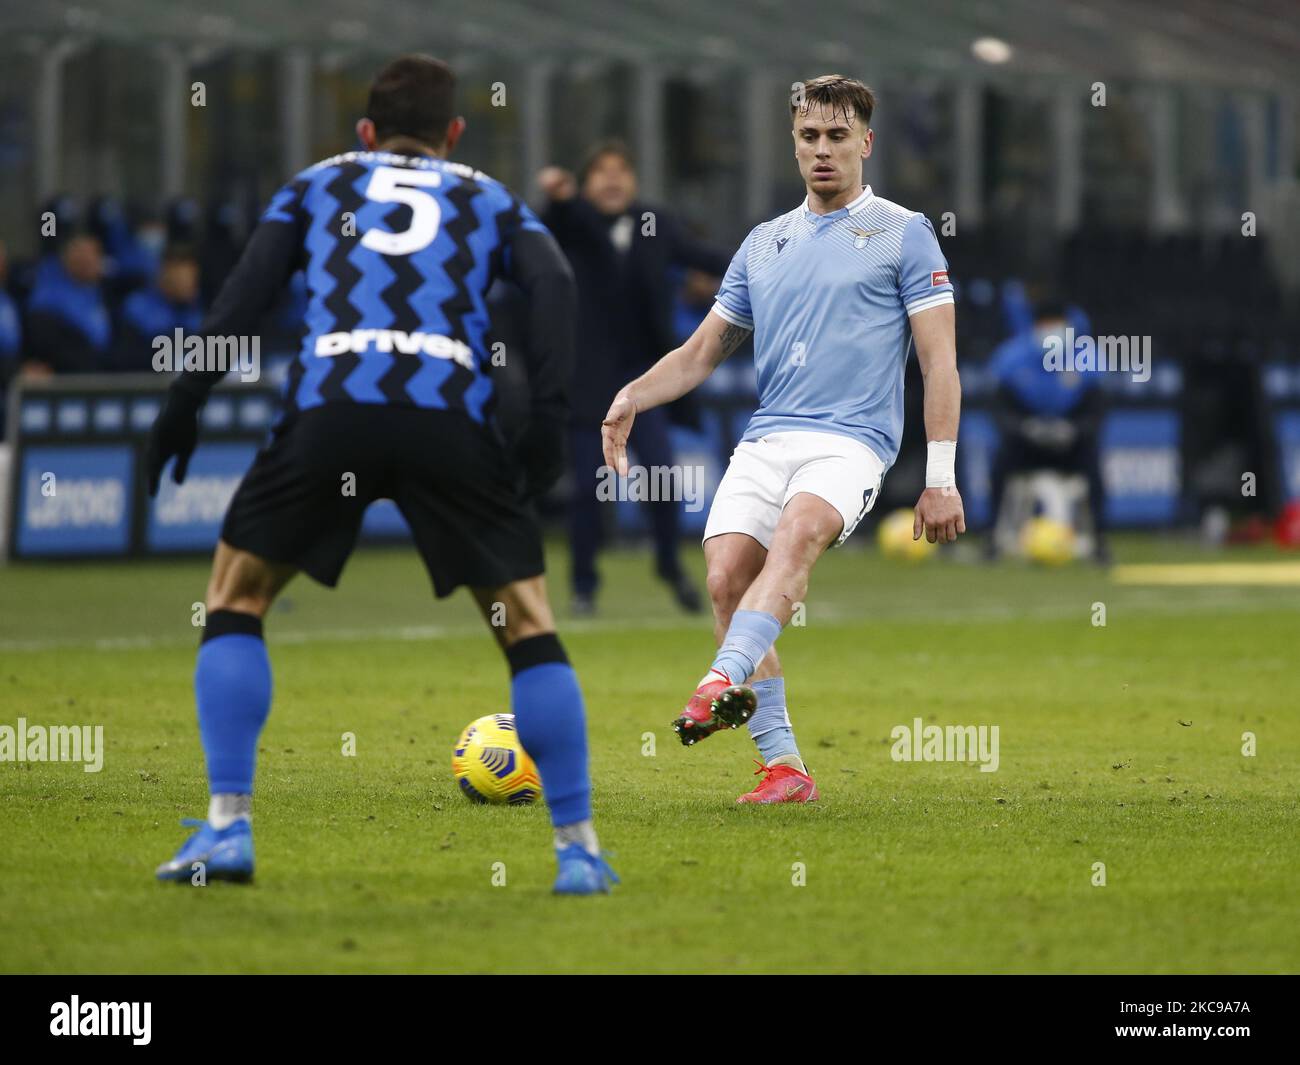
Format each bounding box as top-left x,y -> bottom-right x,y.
362,166 -> 443,256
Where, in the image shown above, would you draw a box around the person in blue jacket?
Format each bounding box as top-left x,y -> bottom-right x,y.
986,299 -> 1110,563
112,247 -> 203,372
25,233 -> 112,375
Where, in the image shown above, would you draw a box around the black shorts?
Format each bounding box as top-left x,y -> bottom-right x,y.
221,404 -> 543,597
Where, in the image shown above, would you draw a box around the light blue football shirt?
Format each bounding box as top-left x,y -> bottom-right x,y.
713,185 -> 953,468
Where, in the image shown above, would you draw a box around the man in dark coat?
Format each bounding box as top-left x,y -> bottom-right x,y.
538,141 -> 730,614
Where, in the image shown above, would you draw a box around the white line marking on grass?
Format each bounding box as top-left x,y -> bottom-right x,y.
0,616 -> 696,654
1,586 -> 1295,654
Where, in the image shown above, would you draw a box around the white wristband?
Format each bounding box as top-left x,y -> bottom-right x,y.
926,440 -> 957,488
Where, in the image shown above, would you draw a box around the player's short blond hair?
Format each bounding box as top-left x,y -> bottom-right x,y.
792,75 -> 876,128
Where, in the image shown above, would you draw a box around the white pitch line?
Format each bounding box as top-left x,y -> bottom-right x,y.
0,615 -> 693,654
0,588 -> 1294,655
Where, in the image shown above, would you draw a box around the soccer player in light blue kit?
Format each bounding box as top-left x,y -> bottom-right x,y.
602,75 -> 966,803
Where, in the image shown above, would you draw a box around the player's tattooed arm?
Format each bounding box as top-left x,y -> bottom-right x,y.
717,321 -> 752,357
696,308 -> 751,370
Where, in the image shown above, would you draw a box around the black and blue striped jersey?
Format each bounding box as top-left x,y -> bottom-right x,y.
175,150 -> 574,427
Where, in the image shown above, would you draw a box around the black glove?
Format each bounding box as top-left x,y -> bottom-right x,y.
144,386 -> 203,496
514,416 -> 567,503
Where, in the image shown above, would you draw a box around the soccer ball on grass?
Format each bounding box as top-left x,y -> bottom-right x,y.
1020,516 -> 1076,565
452,714 -> 541,805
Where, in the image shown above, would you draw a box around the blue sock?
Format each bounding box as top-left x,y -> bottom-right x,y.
508,635 -> 591,826
748,677 -> 801,763
711,610 -> 783,685
196,611 -> 272,795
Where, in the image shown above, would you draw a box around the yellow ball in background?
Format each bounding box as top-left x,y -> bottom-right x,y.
452,713 -> 542,805
1020,516 -> 1076,565
877,508 -> 937,562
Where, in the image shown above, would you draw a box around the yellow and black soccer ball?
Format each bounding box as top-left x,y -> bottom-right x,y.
452,713 -> 542,805
1020,516 -> 1076,565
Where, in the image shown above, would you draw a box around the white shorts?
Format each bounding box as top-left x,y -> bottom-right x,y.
703,431 -> 886,550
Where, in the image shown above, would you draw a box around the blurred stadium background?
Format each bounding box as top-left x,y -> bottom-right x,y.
2,0 -> 1299,560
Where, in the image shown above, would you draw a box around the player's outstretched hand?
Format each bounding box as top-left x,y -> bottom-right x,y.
913,486 -> 966,545
144,387 -> 202,497
601,394 -> 636,477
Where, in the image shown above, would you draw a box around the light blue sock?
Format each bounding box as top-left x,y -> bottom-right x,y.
748,677 -> 801,763
710,610 -> 783,685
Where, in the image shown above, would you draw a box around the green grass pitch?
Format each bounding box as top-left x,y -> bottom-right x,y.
1,535 -> 1296,974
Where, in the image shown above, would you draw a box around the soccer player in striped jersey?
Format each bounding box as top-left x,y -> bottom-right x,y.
147,55 -> 616,893
601,74 -> 964,803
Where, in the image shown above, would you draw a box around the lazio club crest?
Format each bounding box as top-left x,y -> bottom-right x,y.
849,226 -> 883,249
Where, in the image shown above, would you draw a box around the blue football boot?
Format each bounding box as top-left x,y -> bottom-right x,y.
155,817 -> 254,883
552,843 -> 619,895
